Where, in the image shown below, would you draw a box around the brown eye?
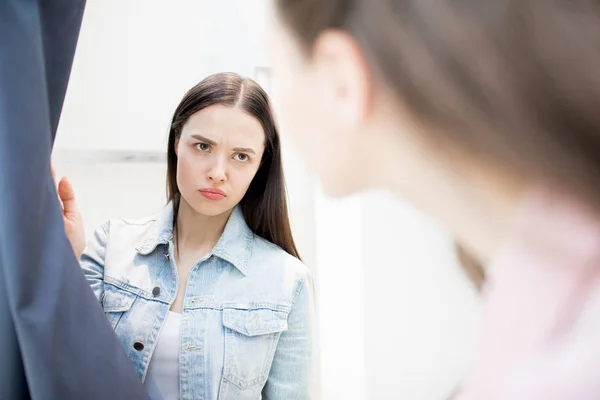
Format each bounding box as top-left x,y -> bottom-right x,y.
195,143 -> 210,152
234,153 -> 249,162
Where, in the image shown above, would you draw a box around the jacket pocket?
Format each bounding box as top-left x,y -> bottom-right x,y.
101,284 -> 137,330
219,308 -> 288,398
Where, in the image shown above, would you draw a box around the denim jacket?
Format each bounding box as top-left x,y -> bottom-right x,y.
80,203 -> 314,400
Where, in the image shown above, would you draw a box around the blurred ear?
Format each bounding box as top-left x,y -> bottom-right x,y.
311,29 -> 374,131
174,137 -> 179,156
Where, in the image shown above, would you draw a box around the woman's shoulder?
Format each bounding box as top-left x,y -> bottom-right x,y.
250,236 -> 311,280
104,213 -> 159,229
244,237 -> 313,307
95,210 -> 165,252
97,213 -> 159,235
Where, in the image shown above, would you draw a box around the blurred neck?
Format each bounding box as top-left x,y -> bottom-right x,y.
368,124 -> 524,265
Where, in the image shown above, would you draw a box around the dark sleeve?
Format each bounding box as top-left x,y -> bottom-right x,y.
0,1 -> 148,399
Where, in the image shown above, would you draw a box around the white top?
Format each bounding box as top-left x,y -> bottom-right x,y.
144,311 -> 182,400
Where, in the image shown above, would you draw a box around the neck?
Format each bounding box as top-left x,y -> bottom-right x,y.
369,129 -> 524,264
175,198 -> 232,251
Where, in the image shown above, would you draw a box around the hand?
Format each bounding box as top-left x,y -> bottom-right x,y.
52,166 -> 86,259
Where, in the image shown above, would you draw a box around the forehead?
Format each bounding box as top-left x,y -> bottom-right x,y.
181,104 -> 265,146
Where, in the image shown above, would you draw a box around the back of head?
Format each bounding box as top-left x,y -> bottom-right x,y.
276,0 -> 600,210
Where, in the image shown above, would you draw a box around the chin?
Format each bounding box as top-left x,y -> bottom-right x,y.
187,199 -> 233,218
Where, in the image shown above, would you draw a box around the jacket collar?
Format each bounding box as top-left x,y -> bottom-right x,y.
135,202 -> 253,275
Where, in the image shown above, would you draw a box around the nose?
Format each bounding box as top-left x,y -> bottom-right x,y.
207,157 -> 227,184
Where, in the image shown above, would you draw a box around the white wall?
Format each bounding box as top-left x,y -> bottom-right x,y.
54,1 -> 483,399
50,162 -> 167,238
55,0 -> 269,153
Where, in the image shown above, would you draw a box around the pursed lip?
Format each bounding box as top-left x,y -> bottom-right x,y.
198,188 -> 226,196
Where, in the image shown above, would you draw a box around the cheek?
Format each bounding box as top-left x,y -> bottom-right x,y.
230,164 -> 260,192
176,151 -> 201,188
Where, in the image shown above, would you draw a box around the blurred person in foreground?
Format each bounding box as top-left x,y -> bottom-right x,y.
267,0 -> 600,398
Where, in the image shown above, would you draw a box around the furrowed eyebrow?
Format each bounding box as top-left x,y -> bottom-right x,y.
191,134 -> 256,154
232,147 -> 256,155
191,134 -> 217,145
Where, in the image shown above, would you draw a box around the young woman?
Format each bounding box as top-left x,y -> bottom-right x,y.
58,72 -> 314,400
267,1 -> 600,398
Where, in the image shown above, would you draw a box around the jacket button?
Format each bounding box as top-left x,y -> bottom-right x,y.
133,341 -> 145,351
152,286 -> 160,297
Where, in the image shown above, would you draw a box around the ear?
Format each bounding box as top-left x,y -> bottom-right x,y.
312,29 -> 374,129
174,136 -> 179,156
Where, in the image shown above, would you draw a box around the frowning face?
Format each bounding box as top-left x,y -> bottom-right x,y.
175,104 -> 265,216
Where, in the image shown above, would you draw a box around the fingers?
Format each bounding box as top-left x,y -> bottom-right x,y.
51,164 -> 60,191
57,176 -> 78,215
51,164 -> 65,210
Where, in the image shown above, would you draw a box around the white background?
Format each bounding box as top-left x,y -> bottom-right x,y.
53,1 -> 482,399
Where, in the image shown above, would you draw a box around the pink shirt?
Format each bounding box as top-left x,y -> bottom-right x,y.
458,188 -> 600,400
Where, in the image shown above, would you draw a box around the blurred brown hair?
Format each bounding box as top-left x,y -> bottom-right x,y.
455,243 -> 485,292
276,0 -> 600,211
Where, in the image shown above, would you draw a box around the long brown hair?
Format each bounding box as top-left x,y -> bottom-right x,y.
166,72 -> 301,260
276,0 -> 600,212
